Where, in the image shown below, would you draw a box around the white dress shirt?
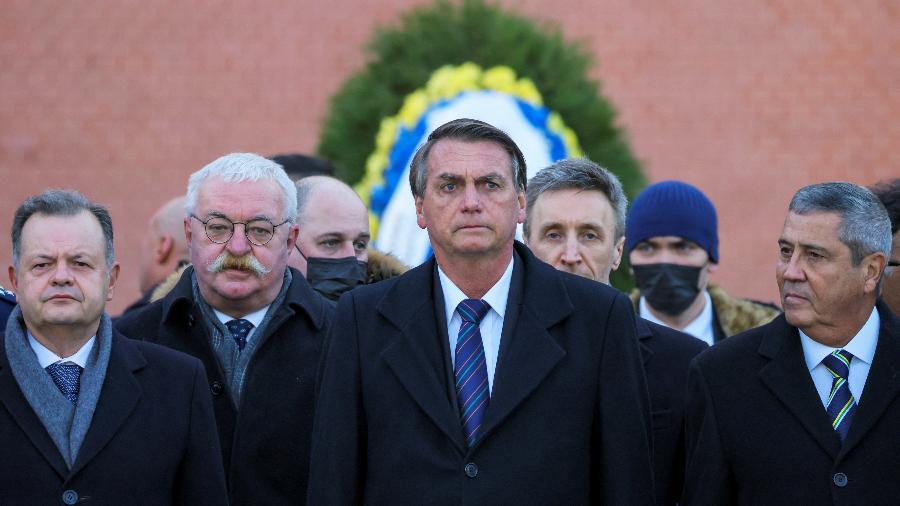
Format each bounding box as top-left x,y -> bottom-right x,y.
28,332 -> 95,368
439,256 -> 514,395
800,306 -> 879,408
213,305 -> 270,343
640,291 -> 716,346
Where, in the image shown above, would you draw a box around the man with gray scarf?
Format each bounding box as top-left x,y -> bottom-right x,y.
116,153 -> 333,505
0,190 -> 226,505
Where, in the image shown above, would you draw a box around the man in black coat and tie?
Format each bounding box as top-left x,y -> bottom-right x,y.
683,182 -> 899,505
523,158 -> 707,505
308,118 -> 655,504
116,153 -> 333,505
0,190 -> 226,505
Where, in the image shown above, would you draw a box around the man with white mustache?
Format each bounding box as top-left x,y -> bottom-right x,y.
116,153 -> 333,505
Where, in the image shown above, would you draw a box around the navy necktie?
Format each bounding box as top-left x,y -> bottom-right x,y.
455,299 -> 491,447
46,362 -> 83,405
822,349 -> 857,441
226,318 -> 254,351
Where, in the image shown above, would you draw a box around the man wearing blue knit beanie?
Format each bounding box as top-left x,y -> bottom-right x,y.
626,181 -> 778,345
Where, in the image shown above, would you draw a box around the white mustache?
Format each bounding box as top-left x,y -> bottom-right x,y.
207,253 -> 270,277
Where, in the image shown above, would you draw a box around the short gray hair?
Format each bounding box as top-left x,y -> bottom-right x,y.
12,190 -> 115,269
186,153 -> 298,222
789,182 -> 891,265
524,158 -> 628,241
408,118 -> 527,199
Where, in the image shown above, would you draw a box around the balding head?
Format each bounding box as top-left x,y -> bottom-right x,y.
139,196 -> 190,293
289,177 -> 370,275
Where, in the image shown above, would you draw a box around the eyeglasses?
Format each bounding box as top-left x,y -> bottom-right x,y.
191,214 -> 291,246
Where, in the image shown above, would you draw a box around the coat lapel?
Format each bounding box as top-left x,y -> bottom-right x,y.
477,246 -> 569,446
0,348 -> 69,478
379,259 -> 466,453
838,301 -> 900,458
69,333 -> 144,477
757,316 -> 841,459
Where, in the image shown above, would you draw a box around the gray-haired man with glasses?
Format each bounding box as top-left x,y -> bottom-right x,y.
116,153 -> 333,505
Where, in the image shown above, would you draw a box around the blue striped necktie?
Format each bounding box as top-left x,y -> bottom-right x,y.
455,299 -> 491,447
822,349 -> 857,441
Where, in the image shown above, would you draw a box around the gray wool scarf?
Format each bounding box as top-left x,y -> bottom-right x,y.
191,268 -> 292,407
4,307 -> 112,469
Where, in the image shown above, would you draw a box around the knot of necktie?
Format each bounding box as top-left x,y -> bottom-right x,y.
46,362 -> 83,405
226,318 -> 255,351
457,299 -> 490,324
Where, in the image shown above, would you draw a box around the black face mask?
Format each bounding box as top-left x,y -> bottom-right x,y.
304,255 -> 368,301
632,263 -> 704,317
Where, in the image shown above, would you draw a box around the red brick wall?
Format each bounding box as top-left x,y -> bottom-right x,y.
2,0 -> 897,313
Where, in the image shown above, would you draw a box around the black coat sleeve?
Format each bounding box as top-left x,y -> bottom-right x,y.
306,291 -> 364,504
594,293 -> 655,504
682,358 -> 734,505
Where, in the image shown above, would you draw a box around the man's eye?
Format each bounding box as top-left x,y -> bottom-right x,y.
779,247 -> 792,258
583,232 -> 599,241
208,224 -> 230,233
354,240 -> 368,251
486,181 -> 500,190
321,239 -> 339,249
441,183 -> 456,192
545,232 -> 561,240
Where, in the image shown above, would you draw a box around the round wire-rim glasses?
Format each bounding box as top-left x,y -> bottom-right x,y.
190,214 -> 290,246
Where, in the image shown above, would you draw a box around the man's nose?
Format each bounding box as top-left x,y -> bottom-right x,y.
50,262 -> 74,285
227,224 -> 252,255
460,185 -> 482,212
560,236 -> 581,265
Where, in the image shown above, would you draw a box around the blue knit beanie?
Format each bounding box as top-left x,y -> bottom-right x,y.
625,180 -> 719,263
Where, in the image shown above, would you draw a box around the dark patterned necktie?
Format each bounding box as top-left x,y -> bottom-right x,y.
455,299 -> 491,447
226,318 -> 254,351
46,362 -> 83,405
822,349 -> 857,441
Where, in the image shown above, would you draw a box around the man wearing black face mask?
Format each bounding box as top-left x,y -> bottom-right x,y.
627,180 -> 778,345
289,176 -> 407,301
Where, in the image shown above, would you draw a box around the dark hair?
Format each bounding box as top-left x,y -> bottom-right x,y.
270,153 -> 336,182
524,158 -> 628,241
870,178 -> 900,235
12,190 -> 115,268
408,118 -> 527,198
789,182 -> 891,265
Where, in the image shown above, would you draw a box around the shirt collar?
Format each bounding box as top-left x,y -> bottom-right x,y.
800,306 -> 880,371
438,255 -> 515,323
27,332 -> 96,369
639,291 -> 714,335
213,305 -> 270,328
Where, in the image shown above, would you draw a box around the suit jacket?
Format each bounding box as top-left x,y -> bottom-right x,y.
115,267 -> 332,505
0,328 -> 227,505
308,242 -> 654,505
637,318 -> 708,505
683,300 -> 900,505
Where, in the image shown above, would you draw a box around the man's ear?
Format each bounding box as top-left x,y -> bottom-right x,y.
415,196 -> 427,230
8,265 -> 18,293
516,192 -> 526,224
183,217 -> 193,245
610,236 -> 625,272
862,252 -> 887,295
106,263 -> 121,301
155,236 -> 174,264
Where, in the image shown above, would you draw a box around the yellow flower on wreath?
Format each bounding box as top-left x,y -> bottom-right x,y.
356,62 -> 583,237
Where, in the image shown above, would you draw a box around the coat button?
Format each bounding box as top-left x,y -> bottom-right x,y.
210,381 -> 223,396
833,472 -> 848,487
464,462 -> 478,478
62,489 -> 79,505
187,314 -> 195,327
